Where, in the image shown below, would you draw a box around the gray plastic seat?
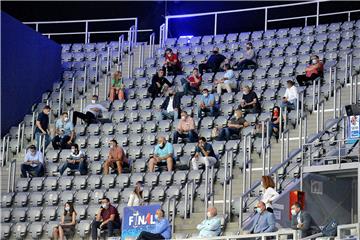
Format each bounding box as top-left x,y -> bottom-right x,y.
299,44 -> 311,55
77,220 -> 92,238
285,45 -> 298,56
13,222 -> 29,239
129,172 -> 144,186
1,193 -> 14,208
86,148 -> 101,161
28,221 -> 44,239
29,191 -> 44,207
42,206 -> 57,221
157,120 -> 172,132
27,207 -> 43,222
212,141 -> 225,156
129,122 -> 143,133
59,190 -> 75,204
87,135 -> 101,148
272,56 -> 284,68
143,121 -> 157,133
102,174 -> 116,189
173,171 -> 188,185
73,175 -> 88,190
43,176 -> 59,191
133,158 -> 147,172
115,174 -> 130,189
58,176 -> 74,191
150,186 -> 166,201
166,185 -> 182,199
120,188 -> 134,203
158,171 -> 173,186
1,208 -> 12,222
106,189 -> 120,204
75,190 -> 90,204
128,134 -> 143,146
144,172 -> 160,186
188,170 -> 203,184
87,175 -> 102,189
44,191 -> 59,206
46,149 -> 60,162
12,207 -> 27,222
128,146 -> 142,159
90,189 -> 105,204
14,192 -> 29,207
44,221 -> 59,239
112,111 -> 126,123
143,133 -> 156,146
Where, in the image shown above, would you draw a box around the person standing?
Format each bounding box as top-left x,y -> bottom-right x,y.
35,105 -> 51,150
260,176 -> 279,213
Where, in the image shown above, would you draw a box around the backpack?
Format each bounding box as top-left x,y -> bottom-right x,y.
321,218 -> 338,237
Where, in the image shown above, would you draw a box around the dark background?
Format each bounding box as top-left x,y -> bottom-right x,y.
2,1 -> 360,44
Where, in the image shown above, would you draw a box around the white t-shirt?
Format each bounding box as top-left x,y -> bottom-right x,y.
166,97 -> 174,113
128,192 -> 142,206
85,103 -> 107,117
284,86 -> 298,102
24,150 -> 44,167
224,69 -> 234,80
261,187 -> 279,209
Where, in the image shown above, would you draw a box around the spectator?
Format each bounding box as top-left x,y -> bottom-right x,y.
248,201 -> 276,234
196,207 -> 222,237
163,48 -> 182,76
72,95 -> 107,126
109,71 -> 125,102
296,55 -> 324,86
234,42 -> 256,71
103,139 -> 128,175
92,197 -> 121,240
52,202 -> 77,240
20,145 -> 44,178
198,47 -> 226,75
217,110 -> 249,141
59,144 -> 87,175
128,181 -> 144,207
173,111 -> 198,143
136,209 -> 171,240
291,202 -> 320,237
281,80 -> 298,114
214,63 -> 236,95
52,112 -> 75,150
192,137 -> 217,170
260,176 -> 279,213
238,86 -> 261,114
269,106 -> 281,140
160,88 -> 181,120
182,68 -> 202,95
148,136 -> 174,172
35,105 -> 51,150
198,88 -> 218,118
148,69 -> 172,99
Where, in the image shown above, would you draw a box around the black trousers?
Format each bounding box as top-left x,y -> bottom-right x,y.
198,63 -> 218,75
91,220 -> 121,239
296,73 -> 321,86
136,231 -> 164,240
52,135 -> 71,150
72,111 -> 96,126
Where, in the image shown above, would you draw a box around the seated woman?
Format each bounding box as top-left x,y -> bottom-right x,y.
148,69 -> 172,99
182,68 -> 202,95
296,55 -> 324,86
163,48 -> 182,76
53,202 -> 77,240
268,106 -> 281,140
128,181 -> 144,206
234,42 -> 257,71
109,71 -> 125,102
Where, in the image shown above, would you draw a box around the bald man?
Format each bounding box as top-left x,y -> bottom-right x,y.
196,207 -> 222,237
148,137 -> 174,172
249,201 -> 276,234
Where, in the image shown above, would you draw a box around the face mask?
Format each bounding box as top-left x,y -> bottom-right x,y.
159,143 -> 165,148
65,207 -> 70,212
207,212 -> 212,218
110,144 -> 114,149
203,93 -> 208,97
181,116 -> 186,120
213,51 -> 218,54
64,117 -> 69,122
243,91 -> 248,95
71,149 -> 76,153
154,214 -> 159,221
102,203 -> 108,209
31,151 -> 36,156
246,46 -> 251,50
139,186 -> 144,192
256,208 -> 262,214
291,210 -> 297,216
312,59 -> 318,64
91,100 -> 96,104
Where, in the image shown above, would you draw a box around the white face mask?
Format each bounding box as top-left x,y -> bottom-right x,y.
256,207 -> 262,214
65,207 -> 70,212
312,59 -> 318,64
64,117 -> 69,122
91,100 -> 96,104
203,93 -> 208,97
207,212 -> 212,218
291,209 -> 297,216
154,214 -> 159,221
71,148 -> 76,153
102,203 -> 108,209
181,116 -> 186,120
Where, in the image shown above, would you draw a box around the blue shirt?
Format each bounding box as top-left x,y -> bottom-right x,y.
154,142 -> 174,158
55,119 -> 74,136
195,143 -> 216,158
201,94 -> 215,107
151,218 -> 171,239
197,217 -> 222,237
249,211 -> 276,234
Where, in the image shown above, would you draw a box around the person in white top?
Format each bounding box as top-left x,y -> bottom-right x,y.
214,64 -> 235,94
128,181 -> 144,206
72,95 -> 107,126
21,145 -> 44,178
281,80 -> 298,114
260,176 -> 279,213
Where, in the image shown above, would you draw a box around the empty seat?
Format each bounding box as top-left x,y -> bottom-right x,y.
73,175 -> 88,190
27,207 -> 43,222
42,206 -> 58,221
90,189 -> 105,204
87,175 -> 102,189
12,207 -> 27,222
1,193 -> 14,208
14,192 -> 29,207
29,191 -> 44,207
75,190 -> 90,205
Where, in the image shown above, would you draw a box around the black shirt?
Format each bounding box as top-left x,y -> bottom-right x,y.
195,142 -> 216,158
151,75 -> 172,90
242,91 -> 261,111
229,117 -> 247,126
35,112 -> 49,134
207,54 -> 226,71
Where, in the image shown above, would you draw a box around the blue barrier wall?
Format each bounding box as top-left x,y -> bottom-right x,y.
1,11 -> 62,136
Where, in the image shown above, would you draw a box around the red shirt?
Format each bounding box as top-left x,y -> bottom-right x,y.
187,75 -> 202,88
165,53 -> 181,68
306,62 -> 324,77
101,204 -> 120,223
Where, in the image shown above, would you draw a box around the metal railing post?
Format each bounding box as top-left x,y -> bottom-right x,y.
228,151 -> 233,219
239,196 -> 243,229
267,144 -> 272,174
104,75 -> 109,101
149,33 -> 155,58
85,21 -> 89,43
58,88 -> 63,117
31,112 -> 36,141
345,53 -> 349,85
184,182 -> 189,219
223,151 -> 228,216
242,136 -> 247,195
204,165 -> 209,219
316,1 -> 320,26
83,65 -> 88,93
349,54 -> 353,84
107,47 -> 111,73
264,8 -> 268,31
247,135 -> 252,190
214,13 -> 218,36
261,120 -> 266,175
71,77 -> 75,105
16,122 -> 22,154
312,80 -> 316,112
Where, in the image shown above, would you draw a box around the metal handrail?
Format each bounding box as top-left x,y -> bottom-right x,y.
337,223 -> 360,240
138,43 -> 145,68
1,134 -> 10,167
166,195 -> 177,237
316,99 -> 325,133
117,35 -> 125,71
127,52 -> 134,78
149,33 -> 156,58
184,179 -> 195,219
80,95 -> 87,113
281,128 -> 290,163
159,24 -> 166,48
204,164 -> 215,219
7,159 -> 16,192
223,150 -> 234,219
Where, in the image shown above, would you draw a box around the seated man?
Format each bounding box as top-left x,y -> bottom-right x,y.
92,197 -> 121,240
148,69 -> 172,99
137,209 -> 171,240
192,137 -> 217,170
234,42 -> 257,71
148,136 -> 174,172
173,111 -> 198,143
291,202 -> 320,238
21,145 -> 44,178
59,144 -> 87,175
296,55 -> 324,86
160,88 -> 181,120
196,207 -> 222,237
72,95 -> 107,126
238,86 -> 261,114
198,88 -> 218,118
281,80 -> 298,115
163,48 -> 182,76
52,112 -> 75,150
217,110 -> 249,141
214,64 -> 235,95
198,47 -> 226,75
103,139 -> 128,175
182,68 -> 202,95
248,201 -> 276,234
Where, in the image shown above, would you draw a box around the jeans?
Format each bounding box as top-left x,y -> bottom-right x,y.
268,122 -> 279,139
52,135 -> 71,150
91,220 -> 121,239
281,100 -> 296,113
21,163 -> 44,178
235,59 -> 256,71
72,111 -> 96,126
198,106 -> 218,118
181,79 -> 199,95
59,160 -> 87,175
218,127 -> 240,141
173,130 -> 198,143
35,132 -> 51,150
161,110 -> 178,120
136,231 -> 164,240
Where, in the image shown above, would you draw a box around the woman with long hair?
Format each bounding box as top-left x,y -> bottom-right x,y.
128,181 -> 144,206
52,202 -> 77,240
269,106 -> 281,140
260,176 -> 279,213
